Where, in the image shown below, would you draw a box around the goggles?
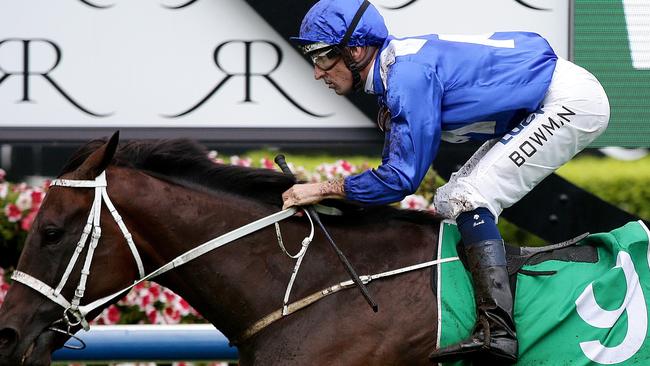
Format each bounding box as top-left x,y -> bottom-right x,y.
308,46 -> 342,71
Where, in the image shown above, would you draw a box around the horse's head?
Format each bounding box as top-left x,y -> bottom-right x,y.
0,132 -> 141,365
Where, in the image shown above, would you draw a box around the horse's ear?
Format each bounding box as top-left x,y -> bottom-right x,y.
74,131 -> 120,179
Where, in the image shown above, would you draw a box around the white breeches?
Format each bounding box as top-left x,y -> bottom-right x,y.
433,58 -> 610,220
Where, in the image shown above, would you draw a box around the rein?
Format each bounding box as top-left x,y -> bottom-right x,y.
11,171 -> 459,349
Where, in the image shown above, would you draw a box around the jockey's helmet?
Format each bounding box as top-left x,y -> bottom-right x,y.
291,0 -> 388,49
291,0 -> 388,92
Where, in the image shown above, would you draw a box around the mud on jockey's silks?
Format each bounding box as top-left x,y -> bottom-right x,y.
435,220 -> 650,365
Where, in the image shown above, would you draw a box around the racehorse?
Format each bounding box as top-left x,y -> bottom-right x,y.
0,132 -> 445,365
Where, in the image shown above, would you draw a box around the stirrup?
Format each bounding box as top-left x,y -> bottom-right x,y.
429,316 -> 517,364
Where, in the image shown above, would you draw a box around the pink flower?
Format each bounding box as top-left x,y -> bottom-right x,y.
0,169 -> 5,182
13,183 -> 27,193
0,283 -> 9,305
163,307 -> 181,324
261,157 -> 276,170
92,304 -> 121,325
337,160 -> 355,175
400,195 -> 430,211
164,290 -> 176,303
20,210 -> 38,231
178,298 -> 190,311
0,269 -> 8,306
140,293 -> 152,309
229,155 -> 252,167
148,284 -> 161,299
0,183 -> 7,199
15,191 -> 32,211
31,190 -> 44,208
146,309 -> 160,324
106,305 -> 121,324
4,204 -> 22,222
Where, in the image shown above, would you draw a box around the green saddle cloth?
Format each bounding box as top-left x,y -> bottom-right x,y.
436,220 -> 650,365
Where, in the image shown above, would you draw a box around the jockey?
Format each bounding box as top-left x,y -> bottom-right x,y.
281,0 -> 610,363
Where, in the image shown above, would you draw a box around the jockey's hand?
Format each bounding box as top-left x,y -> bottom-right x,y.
282,180 -> 345,210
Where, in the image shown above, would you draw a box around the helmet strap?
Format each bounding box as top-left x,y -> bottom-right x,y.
337,0 -> 374,93
340,46 -> 376,92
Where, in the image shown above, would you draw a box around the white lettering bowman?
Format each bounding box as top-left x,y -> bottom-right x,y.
575,251 -> 647,364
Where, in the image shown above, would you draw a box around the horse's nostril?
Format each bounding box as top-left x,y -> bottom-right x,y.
0,327 -> 19,349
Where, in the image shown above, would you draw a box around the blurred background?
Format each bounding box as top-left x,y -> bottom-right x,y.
0,0 -> 649,365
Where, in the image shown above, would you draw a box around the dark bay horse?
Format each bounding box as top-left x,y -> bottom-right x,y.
0,133 -> 443,365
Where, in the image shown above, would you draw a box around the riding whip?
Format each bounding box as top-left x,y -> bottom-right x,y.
275,155 -> 378,312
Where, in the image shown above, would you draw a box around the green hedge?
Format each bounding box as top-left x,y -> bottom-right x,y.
556,155 -> 650,220
496,154 -> 650,245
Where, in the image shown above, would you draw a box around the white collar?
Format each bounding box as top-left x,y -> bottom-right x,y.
364,56 -> 376,94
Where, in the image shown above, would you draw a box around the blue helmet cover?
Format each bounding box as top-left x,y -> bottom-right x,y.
291,0 -> 388,47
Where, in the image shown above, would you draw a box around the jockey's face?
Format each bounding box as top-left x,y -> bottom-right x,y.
313,52 -> 353,95
313,46 -> 364,96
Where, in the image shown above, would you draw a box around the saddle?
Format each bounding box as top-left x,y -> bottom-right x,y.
448,232 -> 598,295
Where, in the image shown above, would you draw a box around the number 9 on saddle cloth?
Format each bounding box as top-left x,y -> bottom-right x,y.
434,220 -> 650,366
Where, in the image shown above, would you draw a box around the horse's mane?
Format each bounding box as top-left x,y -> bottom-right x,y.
59,138 -> 439,226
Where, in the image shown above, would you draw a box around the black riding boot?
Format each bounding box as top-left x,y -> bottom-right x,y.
429,239 -> 518,365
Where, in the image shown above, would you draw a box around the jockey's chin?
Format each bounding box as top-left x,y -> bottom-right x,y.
331,82 -> 354,95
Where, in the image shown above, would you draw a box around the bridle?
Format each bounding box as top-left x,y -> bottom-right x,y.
10,170 -> 458,348
10,170 -> 310,348
11,171 -> 144,346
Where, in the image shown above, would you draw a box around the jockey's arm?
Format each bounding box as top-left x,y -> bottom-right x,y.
282,179 -> 346,210
281,61 -> 442,209
345,61 -> 442,205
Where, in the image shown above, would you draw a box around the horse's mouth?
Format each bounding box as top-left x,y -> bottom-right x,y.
20,341 -> 35,365
18,329 -> 56,366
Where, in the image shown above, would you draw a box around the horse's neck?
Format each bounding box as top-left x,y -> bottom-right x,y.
118,171 -> 441,358
118,173 -> 307,335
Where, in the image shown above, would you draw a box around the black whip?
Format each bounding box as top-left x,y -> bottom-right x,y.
275,155 -> 378,312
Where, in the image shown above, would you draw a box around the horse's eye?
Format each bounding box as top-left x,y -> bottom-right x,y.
42,228 -> 63,244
